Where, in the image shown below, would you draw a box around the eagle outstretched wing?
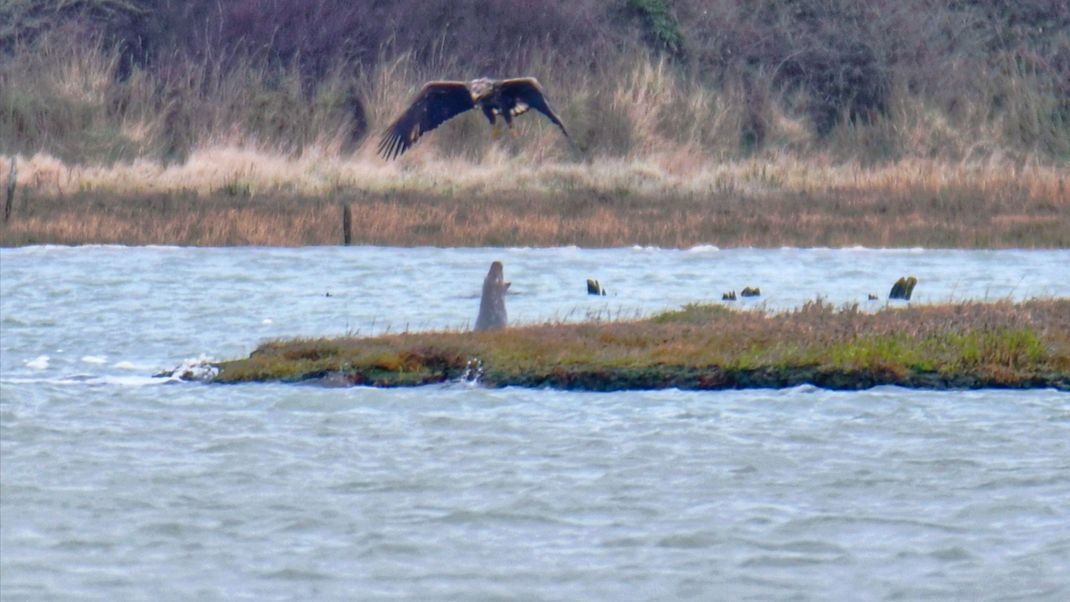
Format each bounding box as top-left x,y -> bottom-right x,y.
499,77 -> 570,138
378,81 -> 475,160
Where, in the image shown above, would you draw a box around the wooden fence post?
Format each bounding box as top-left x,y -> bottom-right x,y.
342,202 -> 352,245
3,157 -> 15,223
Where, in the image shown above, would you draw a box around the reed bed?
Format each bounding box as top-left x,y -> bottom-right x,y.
5,147 -> 1067,201
213,299 -> 1070,390
2,150 -> 1066,248
2,9 -> 1067,248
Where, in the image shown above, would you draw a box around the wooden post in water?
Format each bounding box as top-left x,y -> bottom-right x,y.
342,203 -> 352,245
3,157 -> 15,223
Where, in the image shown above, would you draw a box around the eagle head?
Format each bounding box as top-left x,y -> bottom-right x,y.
468,78 -> 495,101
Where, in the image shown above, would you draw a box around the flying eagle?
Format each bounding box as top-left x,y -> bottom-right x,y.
377,77 -> 570,160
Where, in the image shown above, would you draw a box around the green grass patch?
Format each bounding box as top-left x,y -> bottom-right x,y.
212,300 -> 1070,391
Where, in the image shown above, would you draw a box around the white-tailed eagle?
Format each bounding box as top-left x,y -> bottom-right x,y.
378,77 -> 570,160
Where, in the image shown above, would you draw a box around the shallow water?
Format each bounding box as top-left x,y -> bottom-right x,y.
2,246 -> 1069,600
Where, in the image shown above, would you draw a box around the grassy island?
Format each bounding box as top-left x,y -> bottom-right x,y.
213,300 -> 1070,391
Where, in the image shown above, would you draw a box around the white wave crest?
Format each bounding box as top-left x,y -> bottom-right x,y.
24,355 -> 49,370
160,355 -> 219,382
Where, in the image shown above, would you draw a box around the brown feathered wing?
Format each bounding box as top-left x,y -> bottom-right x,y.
378,81 -> 475,160
499,78 -> 570,138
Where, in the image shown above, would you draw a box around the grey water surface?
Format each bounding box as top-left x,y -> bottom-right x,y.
2,246 -> 1069,600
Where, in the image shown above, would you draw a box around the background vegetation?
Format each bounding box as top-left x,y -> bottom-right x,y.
2,0 -> 1068,166
4,169 -> 1066,247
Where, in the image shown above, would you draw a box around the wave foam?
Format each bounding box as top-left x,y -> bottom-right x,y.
24,355 -> 49,370
686,245 -> 721,253
158,355 -> 219,382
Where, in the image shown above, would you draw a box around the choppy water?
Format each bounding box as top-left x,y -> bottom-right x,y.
2,246 -> 1069,600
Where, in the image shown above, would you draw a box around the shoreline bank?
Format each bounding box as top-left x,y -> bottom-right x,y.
2,187 -> 1067,249
2,153 -> 1066,248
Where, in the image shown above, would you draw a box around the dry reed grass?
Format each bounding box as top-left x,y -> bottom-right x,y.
5,147 -> 1068,200
2,25 -> 1067,248
4,151 -> 1065,248
4,23 -> 1067,166
2,150 -> 1066,248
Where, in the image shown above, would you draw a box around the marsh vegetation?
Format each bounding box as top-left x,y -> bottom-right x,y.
2,1 -> 1067,247
1,159 -> 1066,247
214,300 -> 1070,391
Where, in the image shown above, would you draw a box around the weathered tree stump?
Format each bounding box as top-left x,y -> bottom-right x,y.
740,287 -> 761,297
587,278 -> 606,296
889,276 -> 918,300
475,261 -> 510,331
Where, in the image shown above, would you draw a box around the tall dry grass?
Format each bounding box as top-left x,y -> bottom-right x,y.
2,19 -> 1068,248
3,164 -> 1066,248
3,22 -> 1068,167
